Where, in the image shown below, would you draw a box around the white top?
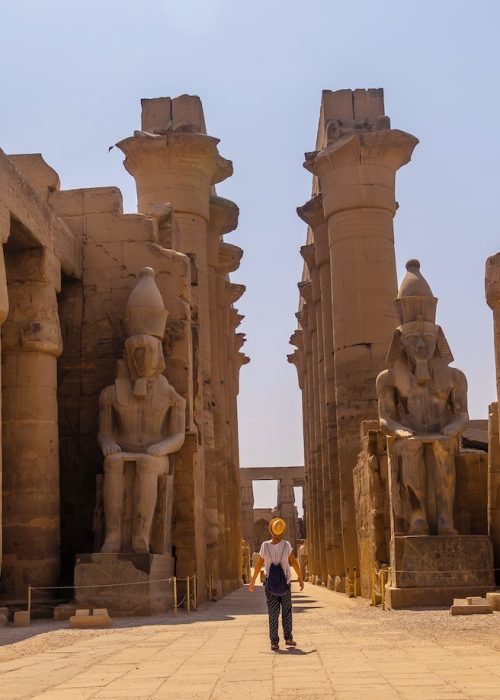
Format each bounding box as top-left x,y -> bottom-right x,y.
259,540 -> 293,583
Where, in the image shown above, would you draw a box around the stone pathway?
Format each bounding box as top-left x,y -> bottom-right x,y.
2,581 -> 500,698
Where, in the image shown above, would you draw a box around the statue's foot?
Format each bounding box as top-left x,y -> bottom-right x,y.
437,518 -> 458,537
409,519 -> 430,536
101,537 -> 121,553
132,535 -> 150,554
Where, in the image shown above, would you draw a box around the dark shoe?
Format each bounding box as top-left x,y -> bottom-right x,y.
285,639 -> 297,647
271,642 -> 279,651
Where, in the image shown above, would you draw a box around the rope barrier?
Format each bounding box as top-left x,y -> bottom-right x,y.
26,573 -> 202,618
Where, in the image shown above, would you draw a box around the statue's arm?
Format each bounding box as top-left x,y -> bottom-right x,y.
441,369 -> 469,437
147,389 -> 187,457
98,387 -> 121,456
376,370 -> 415,438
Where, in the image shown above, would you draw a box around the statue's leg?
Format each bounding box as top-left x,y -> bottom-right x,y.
101,453 -> 125,553
394,439 -> 428,535
432,438 -> 458,536
132,455 -> 168,553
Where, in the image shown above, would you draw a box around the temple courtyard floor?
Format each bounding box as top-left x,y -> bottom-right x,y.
2,581 -> 500,699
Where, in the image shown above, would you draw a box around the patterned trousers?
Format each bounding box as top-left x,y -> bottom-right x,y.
265,585 -> 292,644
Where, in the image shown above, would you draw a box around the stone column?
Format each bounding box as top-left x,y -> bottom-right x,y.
207,196 -> 239,591
298,194 -> 345,586
0,234 -> 9,578
298,287 -> 327,583
240,475 -> 255,554
486,253 -> 500,577
215,241 -> 243,592
1,247 -> 63,597
300,245 -> 333,585
277,478 -> 299,550
288,331 -> 314,571
307,125 -> 417,574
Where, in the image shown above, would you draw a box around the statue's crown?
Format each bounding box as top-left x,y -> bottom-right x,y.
124,267 -> 168,339
395,259 -> 437,325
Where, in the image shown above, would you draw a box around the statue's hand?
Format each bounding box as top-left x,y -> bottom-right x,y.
441,424 -> 458,437
147,443 -> 166,457
393,428 -> 415,438
102,440 -> 121,457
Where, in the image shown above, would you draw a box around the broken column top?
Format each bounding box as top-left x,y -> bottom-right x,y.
141,94 -> 207,135
316,88 -> 388,150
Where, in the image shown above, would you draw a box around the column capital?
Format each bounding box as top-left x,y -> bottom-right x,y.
234,332 -> 246,351
225,282 -> 246,305
297,193 -> 325,230
486,253 -> 500,310
3,247 -> 63,356
289,328 -> 304,351
209,195 -> 239,235
117,131 -> 233,218
305,129 -> 418,217
298,280 -> 313,305
300,244 -> 317,273
298,195 -> 329,268
217,242 -> 243,274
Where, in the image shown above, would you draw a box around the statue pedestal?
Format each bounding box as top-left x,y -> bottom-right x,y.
386,535 -> 495,609
75,553 -> 174,616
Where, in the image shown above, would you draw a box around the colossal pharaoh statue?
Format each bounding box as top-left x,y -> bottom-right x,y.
98,267 -> 186,554
376,260 -> 469,537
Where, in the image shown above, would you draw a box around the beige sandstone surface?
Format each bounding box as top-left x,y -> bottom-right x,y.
3,581 -> 500,698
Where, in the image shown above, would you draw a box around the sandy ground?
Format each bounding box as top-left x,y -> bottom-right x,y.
1,581 -> 500,698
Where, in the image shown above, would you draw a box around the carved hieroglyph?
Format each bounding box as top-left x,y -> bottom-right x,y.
98,267 -> 186,554
376,260 -> 469,536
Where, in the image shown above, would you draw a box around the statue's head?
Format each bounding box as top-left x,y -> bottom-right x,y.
125,334 -> 165,379
387,260 -> 453,367
399,320 -> 437,364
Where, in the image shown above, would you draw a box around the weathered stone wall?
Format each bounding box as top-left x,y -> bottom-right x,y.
0,95 -> 247,604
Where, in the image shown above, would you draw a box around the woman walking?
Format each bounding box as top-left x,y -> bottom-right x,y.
248,517 -> 304,651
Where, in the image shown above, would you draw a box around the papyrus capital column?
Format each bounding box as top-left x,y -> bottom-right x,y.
2,246 -> 63,596
486,253 -> 500,574
306,129 -> 418,217
305,121 -> 418,576
117,132 -> 232,220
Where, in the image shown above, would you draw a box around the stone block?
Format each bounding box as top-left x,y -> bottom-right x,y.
13,611 -> 30,627
75,552 -> 174,616
486,591 -> 500,610
53,604 -> 77,621
69,609 -> 112,629
386,535 -> 495,609
390,535 -> 495,589
0,614 -> 7,628
450,598 -> 493,615
141,97 -> 172,133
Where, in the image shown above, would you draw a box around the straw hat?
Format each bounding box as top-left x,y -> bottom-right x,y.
269,518 -> 287,537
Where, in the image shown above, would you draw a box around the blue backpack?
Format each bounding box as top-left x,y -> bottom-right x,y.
264,542 -> 288,597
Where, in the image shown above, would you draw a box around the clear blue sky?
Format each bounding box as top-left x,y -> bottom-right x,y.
1,1 -> 499,509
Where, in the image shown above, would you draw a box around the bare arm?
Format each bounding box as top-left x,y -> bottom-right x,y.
248,556 -> 264,592
376,370 -> 415,438
289,553 -> 304,590
98,387 -> 121,456
441,369 -> 469,437
147,390 -> 187,456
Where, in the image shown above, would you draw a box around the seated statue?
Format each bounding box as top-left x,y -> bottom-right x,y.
376,260 -> 468,537
98,267 -> 186,554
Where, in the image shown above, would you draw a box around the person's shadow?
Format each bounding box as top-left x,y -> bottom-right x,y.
260,648 -> 317,655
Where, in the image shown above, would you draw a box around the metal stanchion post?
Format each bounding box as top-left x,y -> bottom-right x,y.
381,570 -> 386,611
173,577 -> 178,614
194,574 -> 197,610
187,576 -> 191,613
27,585 -> 32,618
